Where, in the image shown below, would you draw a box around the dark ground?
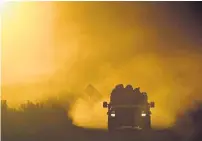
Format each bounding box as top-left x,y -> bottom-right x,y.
1,100 -> 202,141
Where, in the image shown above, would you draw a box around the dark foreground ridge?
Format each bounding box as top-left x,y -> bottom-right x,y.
1,99 -> 202,141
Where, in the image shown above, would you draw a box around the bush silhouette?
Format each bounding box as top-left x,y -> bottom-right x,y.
1,99 -> 74,141
174,102 -> 202,141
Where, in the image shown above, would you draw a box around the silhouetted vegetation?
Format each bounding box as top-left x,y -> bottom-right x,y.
185,102 -> 202,141
174,102 -> 202,141
2,98 -> 202,141
1,99 -> 77,141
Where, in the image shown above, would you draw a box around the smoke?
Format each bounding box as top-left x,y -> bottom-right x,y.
2,2 -> 202,128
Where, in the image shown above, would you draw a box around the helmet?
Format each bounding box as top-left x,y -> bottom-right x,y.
142,92 -> 147,95
115,84 -> 124,89
134,87 -> 140,92
125,84 -> 133,90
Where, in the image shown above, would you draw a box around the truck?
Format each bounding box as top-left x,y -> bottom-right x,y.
103,84 -> 155,132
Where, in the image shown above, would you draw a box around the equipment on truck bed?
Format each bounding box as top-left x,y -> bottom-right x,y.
103,84 -> 155,132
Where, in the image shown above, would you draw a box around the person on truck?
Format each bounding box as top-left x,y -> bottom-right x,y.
134,87 -> 141,94
142,92 -> 148,104
125,84 -> 134,104
132,87 -> 141,104
125,84 -> 133,92
110,84 -> 124,105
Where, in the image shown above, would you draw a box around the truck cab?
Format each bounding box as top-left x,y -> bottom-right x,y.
103,84 -> 155,132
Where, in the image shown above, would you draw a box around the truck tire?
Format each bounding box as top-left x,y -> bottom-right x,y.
108,118 -> 116,133
146,119 -> 151,129
143,116 -> 151,130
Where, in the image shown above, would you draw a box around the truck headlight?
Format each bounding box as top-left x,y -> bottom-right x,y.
110,111 -> 115,117
141,113 -> 146,117
141,111 -> 146,117
111,113 -> 116,117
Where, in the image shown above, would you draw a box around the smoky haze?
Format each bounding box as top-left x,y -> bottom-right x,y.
2,2 -> 202,129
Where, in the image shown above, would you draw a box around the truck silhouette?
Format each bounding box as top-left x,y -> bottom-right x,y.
103,84 -> 155,132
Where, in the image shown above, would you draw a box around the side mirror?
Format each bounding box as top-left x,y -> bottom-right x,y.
103,101 -> 108,108
150,101 -> 155,108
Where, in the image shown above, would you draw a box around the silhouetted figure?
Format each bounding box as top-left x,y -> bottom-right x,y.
134,87 -> 141,94
132,87 -> 142,104
142,92 -> 148,104
125,84 -> 134,104
110,84 -> 124,105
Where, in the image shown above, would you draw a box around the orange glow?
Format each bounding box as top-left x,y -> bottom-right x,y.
1,2 -> 57,106
2,2 -> 55,85
2,2 -> 202,129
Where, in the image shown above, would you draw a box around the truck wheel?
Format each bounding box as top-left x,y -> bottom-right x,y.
143,116 -> 151,130
146,117 -> 151,129
108,119 -> 116,133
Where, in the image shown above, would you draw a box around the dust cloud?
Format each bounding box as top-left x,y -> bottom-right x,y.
1,2 -> 202,128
